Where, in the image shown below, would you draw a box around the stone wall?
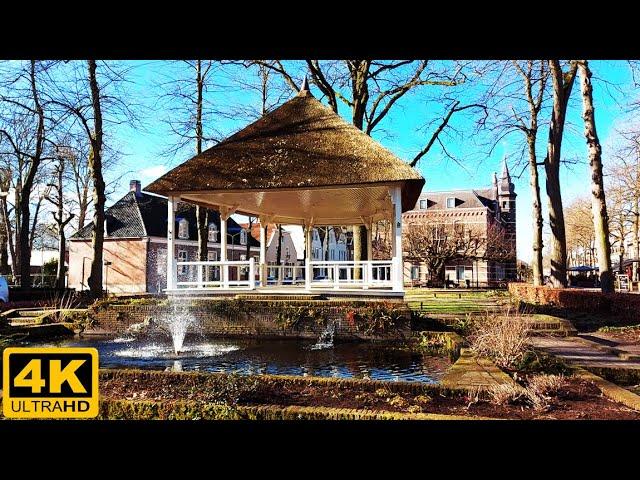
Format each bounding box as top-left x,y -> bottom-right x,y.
87,300 -> 412,340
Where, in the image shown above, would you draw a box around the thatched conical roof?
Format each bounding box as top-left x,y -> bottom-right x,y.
146,89 -> 424,212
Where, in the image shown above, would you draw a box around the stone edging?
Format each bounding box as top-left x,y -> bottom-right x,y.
573,366 -> 640,412
99,398 -> 494,420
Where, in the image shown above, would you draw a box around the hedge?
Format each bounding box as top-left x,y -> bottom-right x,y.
508,283 -> 640,321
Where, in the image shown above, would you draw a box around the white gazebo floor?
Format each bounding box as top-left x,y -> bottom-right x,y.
165,285 -> 404,300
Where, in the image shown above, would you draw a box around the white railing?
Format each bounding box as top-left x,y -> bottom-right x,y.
172,259 -> 394,291
176,259 -> 256,290
266,264 -> 306,285
309,260 -> 393,289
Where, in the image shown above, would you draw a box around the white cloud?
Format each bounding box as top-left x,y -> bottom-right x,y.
137,165 -> 167,180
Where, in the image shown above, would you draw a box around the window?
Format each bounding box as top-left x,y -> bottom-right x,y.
240,254 -> 246,261
208,223 -> 218,242
178,250 -> 188,274
446,197 -> 456,209
502,201 -> 508,209
419,199 -> 427,209
285,246 -> 290,260
207,251 -> 218,262
178,218 -> 189,239
240,229 -> 247,245
411,266 -> 420,280
207,251 -> 218,281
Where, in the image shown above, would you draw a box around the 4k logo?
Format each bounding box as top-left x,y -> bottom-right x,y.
2,348 -> 98,419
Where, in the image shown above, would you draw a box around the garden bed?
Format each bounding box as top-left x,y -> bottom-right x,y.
97,369 -> 640,420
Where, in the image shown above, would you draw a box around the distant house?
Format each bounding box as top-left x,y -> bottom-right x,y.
68,180 -> 260,294
402,162 -> 517,287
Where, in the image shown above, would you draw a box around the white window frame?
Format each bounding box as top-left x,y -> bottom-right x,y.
240,229 -> 247,245
207,250 -> 218,262
208,223 -> 218,242
178,218 -> 189,239
419,199 -> 427,209
446,197 -> 456,209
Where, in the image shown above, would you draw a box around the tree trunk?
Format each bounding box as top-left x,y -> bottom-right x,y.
545,60 -> 577,288
578,60 -> 614,293
19,61 -> 46,289
87,60 -> 106,298
633,199 -> 639,281
527,136 -> 544,286
194,60 -> 208,261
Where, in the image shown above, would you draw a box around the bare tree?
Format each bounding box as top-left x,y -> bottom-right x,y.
43,147 -> 75,288
564,196 -> 595,267
0,60 -> 52,288
250,60 -> 482,273
403,219 -> 484,285
46,60 -> 137,297
577,60 -> 613,292
545,60 -> 579,288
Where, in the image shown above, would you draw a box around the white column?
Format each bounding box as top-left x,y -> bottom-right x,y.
166,195 -> 177,290
220,210 -> 229,289
259,221 -> 267,287
391,186 -> 404,293
305,223 -> 313,291
366,221 -> 373,288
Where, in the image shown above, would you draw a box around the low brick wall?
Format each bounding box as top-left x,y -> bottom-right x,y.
87,300 -> 412,340
508,282 -> 640,322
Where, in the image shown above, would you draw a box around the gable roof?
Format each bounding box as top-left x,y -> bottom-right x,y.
409,187 -> 498,212
144,90 -> 424,212
72,191 -> 259,248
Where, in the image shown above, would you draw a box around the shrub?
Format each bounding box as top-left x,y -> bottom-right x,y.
527,374 -> 566,397
487,383 -> 528,406
468,309 -> 531,369
516,350 -> 571,375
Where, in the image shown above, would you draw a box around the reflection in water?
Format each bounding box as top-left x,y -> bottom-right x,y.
53,337 -> 451,383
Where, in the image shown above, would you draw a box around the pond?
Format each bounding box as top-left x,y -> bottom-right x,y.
33,336 -> 451,383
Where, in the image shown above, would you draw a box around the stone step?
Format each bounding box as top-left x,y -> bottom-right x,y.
235,294 -> 326,301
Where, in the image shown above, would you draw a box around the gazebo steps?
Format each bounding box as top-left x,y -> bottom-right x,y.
235,293 -> 326,301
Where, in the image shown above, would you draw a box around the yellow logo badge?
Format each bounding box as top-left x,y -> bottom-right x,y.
2,348 -> 99,419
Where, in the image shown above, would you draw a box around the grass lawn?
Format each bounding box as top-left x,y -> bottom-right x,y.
405,288 -> 510,314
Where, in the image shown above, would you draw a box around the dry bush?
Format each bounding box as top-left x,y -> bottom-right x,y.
488,383 -> 528,406
527,374 -> 566,397
468,309 -> 531,369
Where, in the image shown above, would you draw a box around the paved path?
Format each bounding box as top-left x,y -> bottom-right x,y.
441,349 -> 515,389
529,336 -> 640,369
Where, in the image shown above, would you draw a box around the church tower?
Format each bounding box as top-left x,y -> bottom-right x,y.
497,159 -> 517,279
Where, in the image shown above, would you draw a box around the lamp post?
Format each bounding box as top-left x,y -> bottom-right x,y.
103,260 -> 112,296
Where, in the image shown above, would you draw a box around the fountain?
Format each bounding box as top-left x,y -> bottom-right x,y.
158,302 -> 195,355
310,321 -> 336,350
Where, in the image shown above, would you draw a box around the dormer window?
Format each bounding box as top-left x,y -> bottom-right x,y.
208,223 -> 218,242
240,229 -> 247,245
446,197 -> 456,209
178,218 -> 189,239
419,199 -> 427,209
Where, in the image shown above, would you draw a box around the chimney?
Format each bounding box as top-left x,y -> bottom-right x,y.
130,179 -> 142,198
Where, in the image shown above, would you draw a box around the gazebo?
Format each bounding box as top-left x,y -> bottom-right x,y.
145,80 -> 424,298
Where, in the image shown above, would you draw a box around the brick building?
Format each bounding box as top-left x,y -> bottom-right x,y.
402,161 -> 517,287
68,180 -> 260,294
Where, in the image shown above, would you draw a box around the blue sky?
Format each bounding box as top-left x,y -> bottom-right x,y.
105,61 -> 636,263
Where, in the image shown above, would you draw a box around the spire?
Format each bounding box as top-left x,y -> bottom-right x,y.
298,76 -> 310,96
501,157 -> 511,182
492,171 -> 498,186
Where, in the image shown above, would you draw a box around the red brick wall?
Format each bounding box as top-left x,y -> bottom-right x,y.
69,239 -> 148,293
508,282 -> 640,321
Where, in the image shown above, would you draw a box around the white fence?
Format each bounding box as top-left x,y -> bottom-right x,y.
176,259 -> 256,290
309,261 -> 393,289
